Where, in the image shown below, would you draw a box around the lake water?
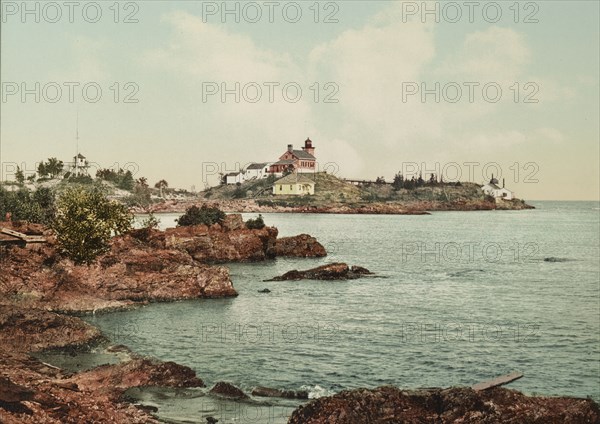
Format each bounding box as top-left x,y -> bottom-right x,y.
86,201 -> 600,423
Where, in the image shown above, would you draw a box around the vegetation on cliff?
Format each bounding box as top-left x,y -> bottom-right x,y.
176,205 -> 226,227
53,186 -> 133,264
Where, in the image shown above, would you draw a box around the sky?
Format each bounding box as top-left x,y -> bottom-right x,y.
1,0 -> 599,200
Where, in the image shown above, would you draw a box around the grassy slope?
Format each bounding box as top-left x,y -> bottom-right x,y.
201,173 -> 487,205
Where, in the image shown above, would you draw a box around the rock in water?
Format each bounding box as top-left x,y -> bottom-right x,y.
274,234 -> 327,257
251,386 -> 308,399
265,263 -> 373,281
209,382 -> 248,399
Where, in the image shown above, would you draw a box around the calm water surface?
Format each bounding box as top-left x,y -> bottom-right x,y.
87,201 -> 600,422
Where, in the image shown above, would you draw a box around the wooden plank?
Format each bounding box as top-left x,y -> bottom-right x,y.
1,228 -> 47,244
472,372 -> 524,391
1,228 -> 28,240
23,236 -> 47,243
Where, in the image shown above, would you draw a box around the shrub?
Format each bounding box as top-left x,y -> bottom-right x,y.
176,205 -> 225,227
140,212 -> 160,230
245,214 -> 265,229
53,186 -> 133,264
232,186 -> 246,199
0,186 -> 55,225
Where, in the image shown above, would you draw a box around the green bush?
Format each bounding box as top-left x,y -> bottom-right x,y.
176,205 -> 225,227
245,214 -> 265,229
0,186 -> 55,225
53,186 -> 133,264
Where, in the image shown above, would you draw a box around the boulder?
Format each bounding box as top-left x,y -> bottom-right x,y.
274,234 -> 327,257
265,263 -> 373,282
209,382 -> 248,399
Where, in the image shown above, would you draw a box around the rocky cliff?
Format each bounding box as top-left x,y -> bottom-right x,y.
0,216 -> 326,313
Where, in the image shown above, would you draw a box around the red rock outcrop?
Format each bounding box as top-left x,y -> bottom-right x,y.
288,386 -> 599,424
136,216 -> 327,262
1,223 -> 238,313
68,358 -> 204,402
274,234 -> 327,257
161,224 -> 279,263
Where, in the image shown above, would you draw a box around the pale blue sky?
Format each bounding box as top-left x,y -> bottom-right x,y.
1,1 -> 598,199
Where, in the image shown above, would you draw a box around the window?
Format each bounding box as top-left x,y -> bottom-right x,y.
290,185 -> 293,190
279,185 -> 282,191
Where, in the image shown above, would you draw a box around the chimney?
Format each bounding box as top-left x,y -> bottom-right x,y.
287,144 -> 293,153
503,178 -> 505,188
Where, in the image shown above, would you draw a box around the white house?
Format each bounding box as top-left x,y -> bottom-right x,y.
482,177 -> 514,200
225,172 -> 245,185
244,162 -> 273,180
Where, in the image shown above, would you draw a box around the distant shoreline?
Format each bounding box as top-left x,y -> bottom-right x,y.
134,197 -> 534,215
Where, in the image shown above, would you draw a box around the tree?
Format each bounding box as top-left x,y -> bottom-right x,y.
15,167 -> 25,185
27,173 -> 36,183
37,162 -> 49,179
46,157 -> 64,178
155,179 -> 168,197
118,170 -> 135,191
392,172 -> 404,191
53,186 -> 133,264
176,205 -> 225,227
136,177 -> 148,188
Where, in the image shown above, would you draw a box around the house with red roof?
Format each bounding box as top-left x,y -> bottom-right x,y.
269,138 -> 316,175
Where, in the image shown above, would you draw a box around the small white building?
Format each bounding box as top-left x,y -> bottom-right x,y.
482,177 -> 514,200
225,172 -> 245,185
244,162 -> 272,180
69,153 -> 90,176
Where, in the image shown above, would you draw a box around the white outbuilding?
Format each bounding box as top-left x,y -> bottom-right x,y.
482,177 -> 514,200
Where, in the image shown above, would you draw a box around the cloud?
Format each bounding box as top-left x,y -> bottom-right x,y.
438,26 -> 531,84
144,11 -> 299,82
141,4 -> 558,183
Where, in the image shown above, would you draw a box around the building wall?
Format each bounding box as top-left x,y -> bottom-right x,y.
273,182 -> 315,195
226,173 -> 244,185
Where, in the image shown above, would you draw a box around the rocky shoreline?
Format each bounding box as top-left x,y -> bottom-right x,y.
288,386 -> 600,423
0,216 -> 326,422
135,197 -> 534,216
1,217 -> 596,424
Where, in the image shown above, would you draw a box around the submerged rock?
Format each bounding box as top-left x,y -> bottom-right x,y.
265,263 -> 373,281
257,288 -> 271,293
251,386 -> 308,399
544,257 -> 573,262
288,386 -> 600,424
209,382 -> 248,399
